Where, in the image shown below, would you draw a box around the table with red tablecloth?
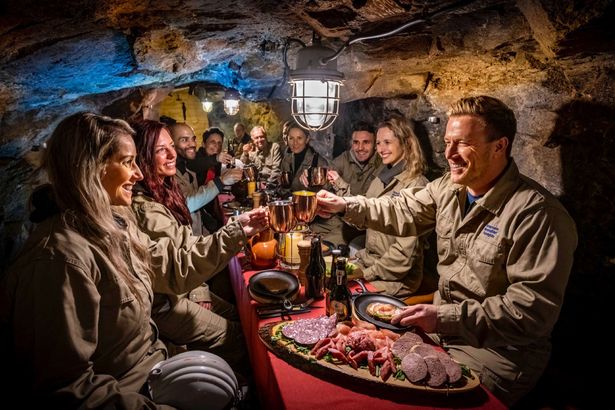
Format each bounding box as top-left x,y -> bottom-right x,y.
228,254 -> 507,410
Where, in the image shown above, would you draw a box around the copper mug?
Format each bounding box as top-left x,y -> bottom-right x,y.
292,190 -> 317,225
243,165 -> 258,182
268,200 -> 296,233
280,171 -> 292,188
307,167 -> 328,187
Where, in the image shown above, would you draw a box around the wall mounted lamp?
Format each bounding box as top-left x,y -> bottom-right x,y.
284,0 -> 470,131
223,89 -> 240,116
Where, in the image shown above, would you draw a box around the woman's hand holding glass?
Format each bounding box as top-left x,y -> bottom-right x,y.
327,169 -> 340,184
299,170 -> 309,187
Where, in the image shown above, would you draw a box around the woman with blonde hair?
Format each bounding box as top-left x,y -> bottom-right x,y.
0,112 -> 266,407
350,114 -> 430,298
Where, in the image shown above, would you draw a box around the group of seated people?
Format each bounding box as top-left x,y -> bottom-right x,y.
0,95 -> 577,408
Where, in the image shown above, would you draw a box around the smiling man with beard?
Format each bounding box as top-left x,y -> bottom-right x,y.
316,96 -> 578,406
169,122 -> 242,235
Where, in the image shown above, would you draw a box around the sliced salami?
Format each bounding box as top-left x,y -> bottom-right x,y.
424,355 -> 448,387
410,343 -> 439,358
281,315 -> 338,345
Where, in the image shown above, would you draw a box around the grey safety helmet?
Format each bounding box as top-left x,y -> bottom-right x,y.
147,350 -> 241,410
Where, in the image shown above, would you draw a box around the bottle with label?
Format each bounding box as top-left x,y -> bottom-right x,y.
327,257 -> 352,321
305,236 -> 325,300
325,249 -> 341,293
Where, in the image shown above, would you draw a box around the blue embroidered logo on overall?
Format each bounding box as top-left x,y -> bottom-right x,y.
483,224 -> 499,238
391,191 -> 401,197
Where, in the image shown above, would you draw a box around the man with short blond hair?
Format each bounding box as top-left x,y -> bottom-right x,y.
316,96 -> 577,406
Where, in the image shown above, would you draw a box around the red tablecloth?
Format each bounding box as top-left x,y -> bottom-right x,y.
228,255 -> 507,410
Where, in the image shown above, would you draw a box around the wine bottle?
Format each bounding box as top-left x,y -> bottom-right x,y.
327,257 -> 352,321
305,236 -> 325,300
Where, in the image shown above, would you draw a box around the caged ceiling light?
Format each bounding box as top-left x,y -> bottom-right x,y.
190,83 -> 214,113
283,0 -> 470,131
286,33 -> 343,132
223,89 -> 240,116
201,98 -> 214,113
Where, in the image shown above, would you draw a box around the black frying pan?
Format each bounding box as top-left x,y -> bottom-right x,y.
249,269 -> 300,309
352,293 -> 411,332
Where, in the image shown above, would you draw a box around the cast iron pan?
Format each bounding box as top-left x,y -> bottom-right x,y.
352,293 -> 411,332
248,270 -> 300,309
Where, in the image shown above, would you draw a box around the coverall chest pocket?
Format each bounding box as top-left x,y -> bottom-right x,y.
435,218 -> 455,264
98,274 -> 138,321
469,236 -> 508,295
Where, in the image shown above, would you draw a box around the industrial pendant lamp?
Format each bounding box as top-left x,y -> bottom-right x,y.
201,98 -> 213,113
223,89 -> 240,116
287,33 -> 343,131
190,83 -> 214,113
284,1 -> 467,131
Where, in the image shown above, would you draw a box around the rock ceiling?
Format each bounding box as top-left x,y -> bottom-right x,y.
0,0 -> 614,220
1,0 -> 613,118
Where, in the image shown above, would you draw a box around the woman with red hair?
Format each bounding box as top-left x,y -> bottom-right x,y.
130,120 -> 258,374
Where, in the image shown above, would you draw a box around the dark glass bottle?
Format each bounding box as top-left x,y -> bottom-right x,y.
226,139 -> 237,168
327,257 -> 352,321
325,249 -> 341,292
305,236 -> 325,300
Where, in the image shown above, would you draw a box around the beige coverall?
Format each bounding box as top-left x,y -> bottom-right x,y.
344,160 -> 577,405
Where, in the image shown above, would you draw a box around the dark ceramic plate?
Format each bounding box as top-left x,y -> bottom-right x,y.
352,293 -> 410,332
249,270 -> 300,299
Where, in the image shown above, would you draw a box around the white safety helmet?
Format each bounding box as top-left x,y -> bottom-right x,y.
147,350 -> 241,410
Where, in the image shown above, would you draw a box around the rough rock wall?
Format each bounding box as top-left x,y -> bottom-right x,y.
0,2 -> 614,404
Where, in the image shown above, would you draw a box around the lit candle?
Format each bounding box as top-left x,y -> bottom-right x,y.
283,230 -> 303,265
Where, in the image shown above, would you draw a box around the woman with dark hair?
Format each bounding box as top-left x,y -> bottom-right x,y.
188,127 -> 232,186
280,120 -> 328,192
129,120 -> 250,373
0,112 -> 267,407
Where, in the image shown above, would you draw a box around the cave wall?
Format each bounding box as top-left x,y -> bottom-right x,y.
1,1 -> 614,405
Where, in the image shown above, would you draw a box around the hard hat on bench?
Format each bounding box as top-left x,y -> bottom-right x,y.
147,350 -> 240,410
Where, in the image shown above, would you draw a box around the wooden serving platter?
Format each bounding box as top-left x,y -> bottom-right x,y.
258,321 -> 480,395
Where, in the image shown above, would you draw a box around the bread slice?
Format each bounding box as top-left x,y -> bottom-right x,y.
365,302 -> 403,323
